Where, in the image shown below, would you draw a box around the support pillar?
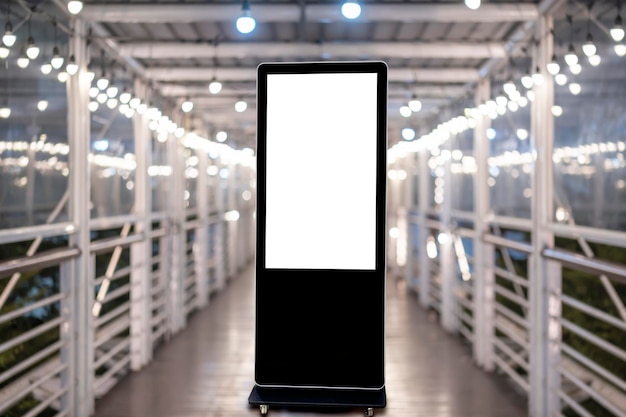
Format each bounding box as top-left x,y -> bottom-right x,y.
418,149 -> 430,308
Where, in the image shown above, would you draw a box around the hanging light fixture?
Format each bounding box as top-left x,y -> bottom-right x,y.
464,0 -> 481,10
85,63 -> 95,82
611,13 -> 625,42
408,94 -> 422,112
236,0 -> 256,34
16,48 -> 29,68
67,1 -> 84,15
341,0 -> 362,19
588,54 -> 601,66
531,66 -> 544,86
40,63 -> 52,74
66,54 -> 79,75
582,3 -> 596,57
97,71 -> 109,90
3,1 -> 16,48
37,100 -> 48,111
119,88 -> 132,104
181,98 -> 194,113
0,44 -> 9,59
235,99 -> 247,112
546,54 -> 560,75
0,67 -> 10,118
209,78 -> 222,94
25,15 -> 40,60
50,20 -> 64,69
615,44 -> 626,56
564,44 -> 578,66
503,80 -> 517,96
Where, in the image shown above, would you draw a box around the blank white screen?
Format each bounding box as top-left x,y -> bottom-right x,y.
265,72 -> 378,270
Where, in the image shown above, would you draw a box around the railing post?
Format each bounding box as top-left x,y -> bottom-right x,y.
473,77 -> 495,371
213,155 -> 226,291
130,81 -> 153,370
529,14 -> 561,417
418,149 -> 430,308
440,136 -> 458,333
66,18 -> 92,417
195,147 -> 210,308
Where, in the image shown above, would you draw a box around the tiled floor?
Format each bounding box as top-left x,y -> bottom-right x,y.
95,264 -> 527,417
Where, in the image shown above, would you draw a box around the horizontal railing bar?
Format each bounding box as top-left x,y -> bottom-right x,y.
559,366 -> 626,417
483,234 -> 533,254
151,283 -> 167,297
22,386 -> 67,417
550,223 -> 626,250
95,317 -> 131,348
94,355 -> 131,396
543,248 -> 626,284
0,222 -> 75,245
150,211 -> 167,222
151,325 -> 167,342
494,337 -> 529,371
94,339 -> 130,369
0,317 -> 63,354
450,210 -> 475,223
459,311 -> 473,326
150,228 -> 167,239
489,215 -> 532,231
89,215 -> 138,231
90,233 -> 144,255
561,294 -> 626,332
184,219 -> 203,230
493,355 -> 530,392
495,319 -> 528,349
454,227 -> 476,239
456,294 -> 473,311
561,318 -> 626,362
494,266 -> 529,288
459,325 -> 474,343
495,284 -> 529,308
0,342 -> 63,385
558,389 -> 595,417
101,284 -> 131,305
53,408 -> 69,417
0,293 -> 66,325
561,343 -> 626,394
0,363 -> 66,415
95,302 -> 131,328
94,265 -> 132,286
495,303 -> 529,329
0,247 -> 81,279
151,311 -> 167,327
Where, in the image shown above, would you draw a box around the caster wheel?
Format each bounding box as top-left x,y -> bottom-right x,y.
365,407 -> 374,417
260,404 -> 269,415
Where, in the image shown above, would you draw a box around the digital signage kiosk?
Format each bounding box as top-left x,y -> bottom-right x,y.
249,61 -> 387,416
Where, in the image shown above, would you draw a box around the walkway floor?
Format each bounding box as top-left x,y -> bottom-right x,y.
95,265 -> 527,417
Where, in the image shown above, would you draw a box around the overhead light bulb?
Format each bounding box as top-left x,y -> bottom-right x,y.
399,105 -> 411,118
37,100 -> 48,111
136,103 -> 147,114
582,33 -> 597,57
96,93 -> 107,104
50,46 -> 64,69
0,106 -> 11,118
84,65 -> 95,83
107,98 -> 118,109
554,73 -> 568,86
569,63 -> 582,75
106,85 -> 118,98
615,44 -> 626,56
209,79 -> 222,94
235,100 -> 247,112
129,97 -> 141,108
89,87 -> 99,98
401,128 -> 415,141
3,22 -> 16,48
17,55 -> 29,69
216,131 -> 228,142
564,44 -> 578,66
25,37 -> 40,60
611,15 -> 625,42
181,100 -> 194,113
88,101 -> 99,112
66,55 -> 78,75
57,71 -> 68,83
408,97 -> 422,112
503,81 -> 516,95
532,66 -> 544,85
546,55 -> 560,75
341,0 -> 362,19
236,0 -> 256,34
520,75 -> 533,89
97,75 -> 109,90
40,63 -> 52,74
495,95 -> 507,107
588,54 -> 601,67
569,83 -> 582,95
119,90 -> 131,104
67,1 -> 84,15
464,0 -> 481,10
551,105 -> 563,117
0,45 -> 8,59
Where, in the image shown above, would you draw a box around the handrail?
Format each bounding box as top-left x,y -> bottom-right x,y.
90,233 -> 144,255
0,222 -> 76,245
0,247 -> 81,279
483,233 -> 533,254
542,247 -> 626,285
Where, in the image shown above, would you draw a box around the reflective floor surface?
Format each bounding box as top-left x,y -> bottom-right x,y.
95,265 -> 527,417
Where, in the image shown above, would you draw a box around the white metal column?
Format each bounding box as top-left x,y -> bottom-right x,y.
418,149 -> 431,308
66,18 -> 93,417
473,78 -> 495,371
195,146 -> 210,308
440,138 -> 457,333
130,81 -> 153,370
528,15 -> 561,417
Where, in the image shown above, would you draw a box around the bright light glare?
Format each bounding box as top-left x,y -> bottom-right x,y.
564,51 -> 578,66
408,98 -> 422,112
97,77 -> 109,90
66,61 -> 79,75
67,0 -> 84,15
57,72 -> 69,83
520,75 -> 533,89
582,40 -> 596,57
569,83 -> 582,95
615,44 -> 626,56
588,55 -> 601,67
426,236 -> 438,259
516,128 -> 529,141
486,128 -> 496,140
2,32 -> 16,48
437,232 -> 450,245
209,80 -> 222,94
547,61 -> 560,76
0,107 -> 11,118
181,100 -> 193,113
40,63 -> 52,75
341,1 -> 362,19
551,105 -> 563,117
235,100 -> 247,112
88,101 -> 99,112
51,55 -> 64,69
216,131 -> 228,142
399,106 -> 411,118
0,45 -> 8,59
401,128 -> 415,141
611,26 -> 625,42
555,73 -> 568,86
17,57 -> 29,69
465,0 -> 481,10
26,43 -> 40,60
236,15 -> 256,34
37,100 -> 48,111
119,92 -> 131,104
569,63 -> 582,75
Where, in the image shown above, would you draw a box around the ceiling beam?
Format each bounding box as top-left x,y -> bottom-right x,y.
119,41 -> 506,60
147,67 -> 480,83
81,3 -> 538,24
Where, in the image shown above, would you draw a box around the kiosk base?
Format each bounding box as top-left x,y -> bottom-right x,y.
248,385 -> 386,416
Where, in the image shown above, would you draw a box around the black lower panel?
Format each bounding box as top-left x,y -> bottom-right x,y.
255,269 -> 385,389
248,385 -> 386,408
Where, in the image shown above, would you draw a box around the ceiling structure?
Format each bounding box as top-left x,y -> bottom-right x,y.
11,0 -> 625,148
